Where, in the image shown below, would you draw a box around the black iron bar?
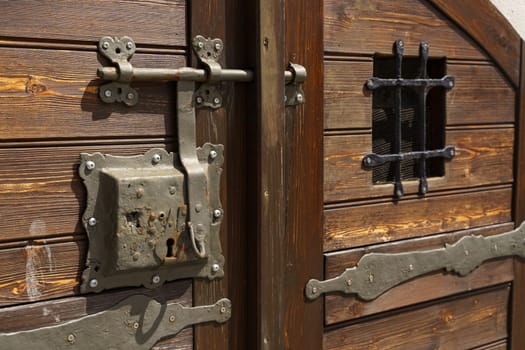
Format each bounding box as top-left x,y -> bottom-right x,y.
418,42 -> 429,195
394,39 -> 404,198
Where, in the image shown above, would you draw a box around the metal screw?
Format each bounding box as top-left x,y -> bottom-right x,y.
169,186 -> 176,195
346,279 -> 352,286
104,89 -> 112,98
368,274 -> 374,283
296,94 -> 304,103
152,154 -> 161,164
409,264 -> 414,271
126,42 -> 133,50
127,92 -> 134,100
196,96 -> 204,104
169,315 -> 176,323
214,42 -> 222,51
89,279 -> 98,288
213,209 -> 223,219
152,275 -> 161,284
198,42 -> 204,49
212,263 -> 220,272
88,217 -> 97,227
220,306 -> 227,314
133,322 -> 139,329
311,286 -> 318,294
195,203 -> 202,213
102,42 -> 110,49
209,149 -> 218,159
464,250 -> 469,256
85,160 -> 95,170
213,97 -> 221,105
67,334 -> 76,344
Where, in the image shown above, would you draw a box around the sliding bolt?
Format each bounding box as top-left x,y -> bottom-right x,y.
88,217 -> 97,226
104,89 -> 112,98
85,160 -> 96,170
89,279 -> 98,288
212,263 -> 220,272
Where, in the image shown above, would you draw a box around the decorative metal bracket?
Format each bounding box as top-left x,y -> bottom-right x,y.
306,222 -> 525,301
363,40 -> 456,197
0,296 -> 231,350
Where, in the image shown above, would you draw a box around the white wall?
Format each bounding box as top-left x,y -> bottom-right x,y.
490,0 -> 525,39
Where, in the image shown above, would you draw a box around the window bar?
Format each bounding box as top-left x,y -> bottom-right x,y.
394,39 -> 404,198
418,41 -> 429,195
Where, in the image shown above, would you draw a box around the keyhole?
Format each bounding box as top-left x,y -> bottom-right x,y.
166,238 -> 175,257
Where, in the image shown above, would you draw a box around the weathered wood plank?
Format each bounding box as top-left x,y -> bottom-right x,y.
0,143 -> 175,242
324,128 -> 514,203
473,339 -> 507,350
324,61 -> 515,130
324,223 -> 514,325
0,279 -> 192,349
324,187 -> 512,251
428,0 -> 521,86
0,48 -> 185,140
324,0 -> 486,59
323,286 -> 510,350
0,1 -> 186,47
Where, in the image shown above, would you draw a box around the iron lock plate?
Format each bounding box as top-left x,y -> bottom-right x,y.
0,296 -> 231,349
79,145 -> 224,293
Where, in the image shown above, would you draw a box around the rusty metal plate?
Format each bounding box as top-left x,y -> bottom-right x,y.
79,145 -> 224,293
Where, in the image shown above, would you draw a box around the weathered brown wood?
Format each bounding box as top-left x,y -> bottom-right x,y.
324,0 -> 486,60
0,142 -> 174,242
428,0 -> 521,86
0,48 -> 184,140
0,1 -> 186,47
324,61 -> 515,130
324,128 -> 514,203
511,40 -> 525,350
324,187 -> 512,251
324,223 -> 514,325
323,286 -> 510,349
283,0 -> 324,348
474,340 -> 507,350
0,278 -> 192,349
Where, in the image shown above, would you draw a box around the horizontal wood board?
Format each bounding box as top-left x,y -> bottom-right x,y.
0,279 -> 192,349
324,128 -> 514,203
324,223 -> 514,325
324,61 -> 515,130
324,187 -> 512,251
323,286 -> 510,349
0,1 -> 186,47
324,0 -> 487,60
0,48 -> 185,140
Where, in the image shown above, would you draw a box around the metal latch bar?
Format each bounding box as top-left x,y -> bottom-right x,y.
306,221 -> 525,301
0,296 -> 231,350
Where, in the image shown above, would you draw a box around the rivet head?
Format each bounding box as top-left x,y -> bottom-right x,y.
220,306 -> 227,314
88,217 -> 97,227
409,264 -> 414,271
368,274 -> 374,283
67,334 -> 76,344
296,94 -> 304,103
311,286 -> 318,294
133,322 -> 139,329
214,42 -> 222,51
127,92 -> 134,100
104,89 -> 112,97
212,263 -> 220,272
398,40 -> 404,47
169,315 -> 176,323
195,203 -> 203,213
152,154 -> 161,164
169,186 -> 176,195
152,275 -> 161,284
213,97 -> 221,105
89,279 -> 98,288
196,96 -> 203,104
126,42 -> 133,50
209,149 -> 218,159
346,279 -> 352,286
102,42 -> 110,49
198,42 -> 204,49
85,160 -> 95,170
213,209 -> 223,219
464,250 -> 469,256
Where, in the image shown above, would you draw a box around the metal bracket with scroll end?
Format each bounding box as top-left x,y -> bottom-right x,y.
306,221 -> 525,301
0,296 -> 231,350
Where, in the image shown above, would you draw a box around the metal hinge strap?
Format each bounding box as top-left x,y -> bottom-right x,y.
306,222 -> 525,301
0,296 -> 231,350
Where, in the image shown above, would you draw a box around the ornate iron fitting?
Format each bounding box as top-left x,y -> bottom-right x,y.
306,222 -> 525,301
0,296 -> 231,349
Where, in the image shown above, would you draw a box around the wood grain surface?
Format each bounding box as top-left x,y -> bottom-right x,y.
323,286 -> 510,349
324,187 -> 512,251
324,223 -> 514,325
324,128 -> 514,203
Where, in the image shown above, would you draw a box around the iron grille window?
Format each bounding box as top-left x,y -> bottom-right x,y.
363,40 -> 456,198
